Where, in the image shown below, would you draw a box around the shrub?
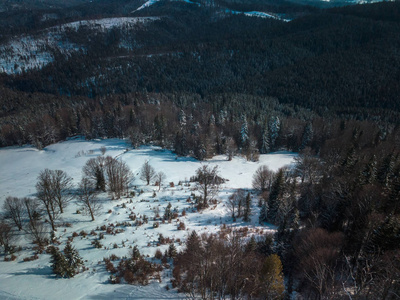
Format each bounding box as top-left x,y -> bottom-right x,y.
177,222 -> 186,230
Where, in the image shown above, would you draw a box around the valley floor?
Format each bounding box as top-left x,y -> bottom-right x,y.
0,138 -> 296,299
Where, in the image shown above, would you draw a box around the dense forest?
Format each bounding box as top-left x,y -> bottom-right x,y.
1,0 -> 400,299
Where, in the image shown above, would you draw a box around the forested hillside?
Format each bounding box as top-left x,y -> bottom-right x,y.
0,0 -> 400,299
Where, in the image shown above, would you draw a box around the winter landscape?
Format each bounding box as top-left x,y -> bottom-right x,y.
0,138 -> 296,299
1,0 -> 400,298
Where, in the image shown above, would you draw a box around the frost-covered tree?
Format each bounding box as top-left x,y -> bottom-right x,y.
269,116 -> 280,150
240,114 -> 249,149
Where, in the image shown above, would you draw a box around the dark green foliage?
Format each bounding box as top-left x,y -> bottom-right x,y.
50,244 -> 83,278
243,192 -> 251,222
267,169 -> 285,224
168,243 -> 177,258
163,203 -> 173,221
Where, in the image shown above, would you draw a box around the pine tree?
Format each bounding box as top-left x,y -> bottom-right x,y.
50,246 -> 68,278
377,153 -> 396,187
269,116 -> 280,150
131,245 -> 141,260
243,192 -> 251,222
240,114 -> 249,150
300,122 -> 313,150
186,230 -> 201,253
168,243 -> 177,258
360,155 -> 377,185
259,202 -> 268,224
267,169 -> 285,224
63,243 -> 83,278
163,203 -> 173,221
259,123 -> 270,154
245,236 -> 258,253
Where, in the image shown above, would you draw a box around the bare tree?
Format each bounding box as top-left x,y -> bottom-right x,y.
294,148 -> 323,184
26,218 -> 49,247
195,165 -> 223,209
228,189 -> 246,220
155,171 -> 166,191
76,177 -> 102,221
252,165 -> 274,192
140,161 -> 156,185
100,146 -> 107,155
50,170 -> 74,213
82,156 -> 106,191
36,169 -> 60,231
0,221 -> 16,255
104,157 -> 133,199
3,196 -> 25,231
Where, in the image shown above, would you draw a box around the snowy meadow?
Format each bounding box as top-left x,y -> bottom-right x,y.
0,138 -> 296,299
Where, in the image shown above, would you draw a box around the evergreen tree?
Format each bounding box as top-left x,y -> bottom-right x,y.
240,114 -> 249,150
377,153 -> 396,187
269,116 -> 280,150
186,230 -> 201,253
300,122 -> 313,150
360,155 -> 377,184
267,169 -> 285,224
95,166 -> 106,191
50,246 -> 68,278
163,203 -> 173,221
243,192 -> 251,222
259,123 -> 270,154
245,236 -> 258,253
130,245 -> 141,260
63,243 -> 83,278
168,243 -> 177,258
259,202 -> 268,224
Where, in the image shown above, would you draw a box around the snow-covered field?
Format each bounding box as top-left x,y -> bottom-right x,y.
0,138 -> 296,299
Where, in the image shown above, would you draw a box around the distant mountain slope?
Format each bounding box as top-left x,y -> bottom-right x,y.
0,0 -> 399,118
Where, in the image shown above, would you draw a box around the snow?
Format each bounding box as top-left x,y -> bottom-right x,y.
0,138 -> 296,299
0,17 -> 157,74
225,9 -> 291,22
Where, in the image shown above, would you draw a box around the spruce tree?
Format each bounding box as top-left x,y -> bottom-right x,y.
243,192 -> 251,222
168,243 -> 177,258
259,123 -> 270,154
163,203 -> 173,221
267,169 -> 285,224
50,246 -> 68,278
259,202 -> 268,224
63,243 -> 83,278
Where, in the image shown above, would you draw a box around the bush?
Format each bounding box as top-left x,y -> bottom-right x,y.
177,222 -> 186,230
